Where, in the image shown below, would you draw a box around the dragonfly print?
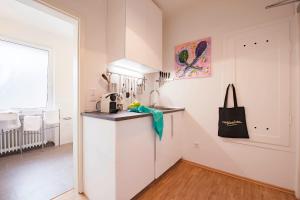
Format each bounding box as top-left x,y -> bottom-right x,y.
175,38 -> 211,79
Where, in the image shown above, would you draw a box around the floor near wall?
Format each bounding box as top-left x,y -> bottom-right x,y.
52,190 -> 87,200
55,160 -> 296,200
134,161 -> 296,200
0,143 -> 73,200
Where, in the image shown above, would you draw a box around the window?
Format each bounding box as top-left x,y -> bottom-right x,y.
0,39 -> 49,109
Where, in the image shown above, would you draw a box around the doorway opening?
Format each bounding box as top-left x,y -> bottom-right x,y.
0,0 -> 80,199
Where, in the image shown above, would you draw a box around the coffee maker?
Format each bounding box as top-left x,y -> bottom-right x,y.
96,93 -> 118,113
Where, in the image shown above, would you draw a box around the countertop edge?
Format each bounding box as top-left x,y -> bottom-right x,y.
81,108 -> 185,121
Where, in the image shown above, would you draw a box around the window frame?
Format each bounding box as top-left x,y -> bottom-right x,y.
0,36 -> 54,110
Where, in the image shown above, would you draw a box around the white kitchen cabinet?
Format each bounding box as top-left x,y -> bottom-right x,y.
107,0 -> 162,73
155,112 -> 183,178
116,118 -> 155,200
83,116 -> 155,200
83,110 -> 184,199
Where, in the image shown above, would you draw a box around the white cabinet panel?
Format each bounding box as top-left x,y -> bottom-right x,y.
125,0 -> 147,65
83,117 -> 116,200
172,112 -> 183,161
83,111 -> 184,199
224,20 -> 291,146
83,116 -> 155,200
116,117 -> 155,200
125,0 -> 162,71
144,0 -> 162,70
155,112 -> 182,178
155,113 -> 173,178
107,0 -> 162,72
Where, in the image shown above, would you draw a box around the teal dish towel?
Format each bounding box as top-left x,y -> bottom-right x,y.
129,105 -> 164,140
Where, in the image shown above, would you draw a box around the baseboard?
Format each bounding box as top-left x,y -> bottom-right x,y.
182,159 -> 295,195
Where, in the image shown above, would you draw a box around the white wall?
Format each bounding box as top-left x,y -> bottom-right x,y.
295,3 -> 300,197
39,0 -> 157,112
0,10 -> 74,145
159,0 -> 298,190
36,0 -> 107,192
32,0 -> 300,194
39,0 -> 107,111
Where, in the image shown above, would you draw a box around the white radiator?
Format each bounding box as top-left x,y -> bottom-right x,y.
0,129 -> 21,154
0,130 -> 44,155
23,131 -> 43,149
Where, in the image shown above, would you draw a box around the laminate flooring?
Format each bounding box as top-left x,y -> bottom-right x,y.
0,144 -> 73,200
55,160 -> 295,200
133,161 -> 296,200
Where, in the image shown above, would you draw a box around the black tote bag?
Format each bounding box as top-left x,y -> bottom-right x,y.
218,84 -> 249,138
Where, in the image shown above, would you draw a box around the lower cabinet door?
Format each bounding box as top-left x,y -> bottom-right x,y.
172,112 -> 183,163
155,113 -> 182,178
116,117 -> 156,200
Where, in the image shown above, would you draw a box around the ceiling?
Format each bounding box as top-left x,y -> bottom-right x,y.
153,0 -> 198,17
153,0 -> 296,17
0,0 -> 74,37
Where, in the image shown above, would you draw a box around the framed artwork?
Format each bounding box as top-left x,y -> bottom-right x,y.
175,37 -> 211,79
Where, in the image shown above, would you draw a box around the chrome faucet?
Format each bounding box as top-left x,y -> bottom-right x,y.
149,89 -> 160,107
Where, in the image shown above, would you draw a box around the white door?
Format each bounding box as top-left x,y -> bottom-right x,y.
223,19 -> 291,146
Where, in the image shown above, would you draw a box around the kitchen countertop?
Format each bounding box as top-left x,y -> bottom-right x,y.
81,107 -> 185,121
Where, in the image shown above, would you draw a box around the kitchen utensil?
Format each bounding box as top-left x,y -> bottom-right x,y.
118,75 -> 121,93
121,76 -> 125,94
101,73 -> 109,83
130,78 -> 133,101
126,78 -> 130,98
102,73 -> 110,91
111,83 -> 117,92
137,84 -> 141,94
122,82 -> 126,94
133,79 -> 136,98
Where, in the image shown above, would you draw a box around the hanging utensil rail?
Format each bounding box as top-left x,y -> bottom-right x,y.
106,70 -> 146,81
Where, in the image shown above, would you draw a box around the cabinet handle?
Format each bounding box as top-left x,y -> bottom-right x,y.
171,115 -> 174,138
154,136 -> 156,162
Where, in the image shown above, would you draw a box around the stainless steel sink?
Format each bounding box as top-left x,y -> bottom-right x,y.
149,106 -> 177,111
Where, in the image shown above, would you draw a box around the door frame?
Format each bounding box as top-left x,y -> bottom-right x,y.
17,0 -> 83,193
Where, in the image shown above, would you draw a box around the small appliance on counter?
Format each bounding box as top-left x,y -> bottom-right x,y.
96,93 -> 119,113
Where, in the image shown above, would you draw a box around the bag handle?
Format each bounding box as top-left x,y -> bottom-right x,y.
223,84 -> 238,108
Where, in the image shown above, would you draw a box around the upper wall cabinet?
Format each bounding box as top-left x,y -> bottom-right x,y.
107,0 -> 162,74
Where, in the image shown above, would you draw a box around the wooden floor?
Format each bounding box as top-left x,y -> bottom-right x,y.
134,161 -> 296,200
55,160 -> 296,200
0,144 -> 73,200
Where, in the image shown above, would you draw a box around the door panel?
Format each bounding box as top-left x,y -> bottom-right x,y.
224,20 -> 291,146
